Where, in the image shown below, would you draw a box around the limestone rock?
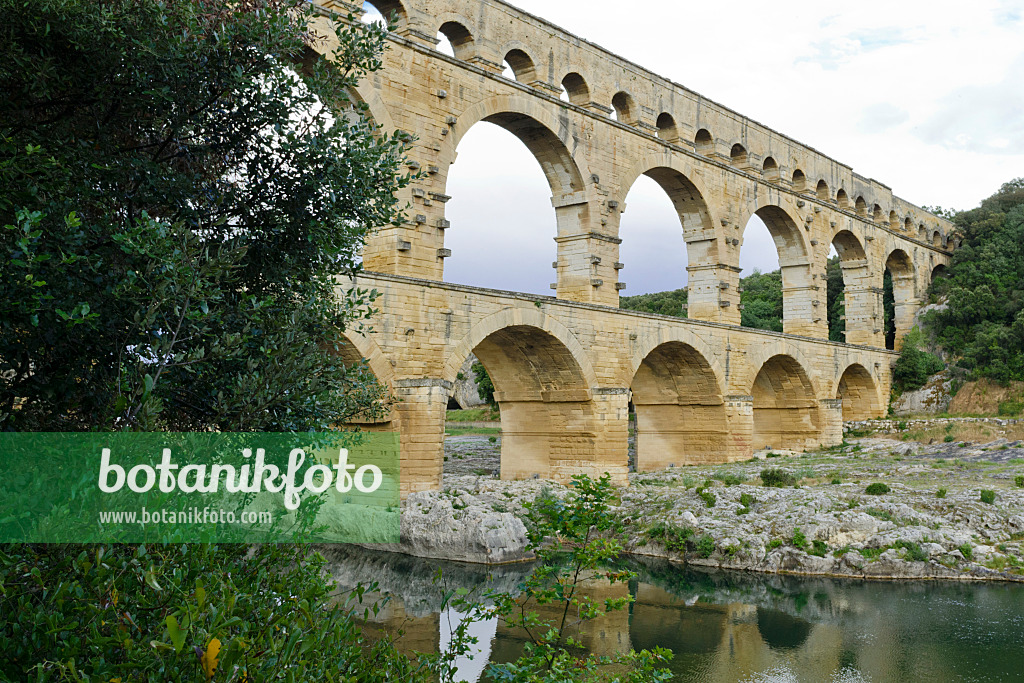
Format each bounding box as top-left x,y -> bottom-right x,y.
365,490 -> 532,564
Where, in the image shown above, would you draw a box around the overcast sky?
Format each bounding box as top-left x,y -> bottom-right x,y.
365,0 -> 1024,295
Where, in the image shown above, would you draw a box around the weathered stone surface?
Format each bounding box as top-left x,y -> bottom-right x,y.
363,489 -> 532,564
893,371 -> 952,416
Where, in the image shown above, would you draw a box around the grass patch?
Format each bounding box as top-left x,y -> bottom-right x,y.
980,489 -> 996,504
865,482 -> 891,495
446,408 -> 499,422
713,472 -> 746,486
445,425 -> 502,436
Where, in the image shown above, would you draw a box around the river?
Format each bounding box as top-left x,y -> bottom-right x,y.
322,546 -> 1024,682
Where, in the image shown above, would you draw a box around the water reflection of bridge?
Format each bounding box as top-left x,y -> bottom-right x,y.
324,548 -> 1024,682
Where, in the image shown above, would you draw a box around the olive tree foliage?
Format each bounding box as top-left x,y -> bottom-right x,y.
0,0 -> 412,431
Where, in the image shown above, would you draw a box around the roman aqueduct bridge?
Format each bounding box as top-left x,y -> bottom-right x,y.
310,0 -> 956,493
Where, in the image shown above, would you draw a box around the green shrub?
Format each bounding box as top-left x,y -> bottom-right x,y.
739,493 -> 755,508
980,489 -> 996,504
892,330 -> 945,392
830,477 -> 841,485
646,522 -> 695,552
0,545 -> 434,683
1015,475 -> 1024,488
766,452 -> 781,458
865,482 -> 891,495
767,538 -> 784,550
896,541 -> 929,562
761,468 -> 797,488
809,540 -> 828,557
998,400 -> 1024,416
791,527 -> 809,550
695,535 -> 715,558
959,543 -> 974,561
936,487 -> 948,498
944,435 -> 955,442
695,480 -> 717,508
488,436 -> 497,443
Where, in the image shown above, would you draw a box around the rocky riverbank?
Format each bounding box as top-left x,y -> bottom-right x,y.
373,421 -> 1024,582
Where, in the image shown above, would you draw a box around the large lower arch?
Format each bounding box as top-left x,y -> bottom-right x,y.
444,308 -> 610,482
741,202 -> 817,337
751,354 -> 821,451
630,341 -> 728,470
834,363 -> 882,421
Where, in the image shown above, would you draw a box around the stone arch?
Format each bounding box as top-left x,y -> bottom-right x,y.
695,128 -> 713,154
932,230 -> 943,247
945,235 -> 956,250
444,306 -> 597,389
502,47 -> 537,82
444,309 -> 605,482
834,363 -> 882,421
611,91 -> 637,124
748,352 -> 821,451
763,156 -> 779,181
792,169 -> 807,192
561,72 -> 590,105
445,94 -> 586,198
816,179 -> 830,201
615,154 -> 720,281
656,112 -> 678,142
932,263 -> 948,284
905,216 -> 914,233
730,143 -> 748,166
627,327 -> 726,390
884,248 -> 916,350
436,19 -> 475,60
741,200 -> 815,336
617,160 -> 716,238
872,204 -> 884,222
855,196 -> 867,217
336,331 -> 397,426
918,223 -> 928,241
630,341 -> 728,470
889,210 -> 900,229
298,43 -> 398,134
836,188 -> 849,209
362,0 -> 407,25
828,230 -> 871,341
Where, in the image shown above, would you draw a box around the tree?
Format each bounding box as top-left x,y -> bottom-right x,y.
740,269 -> 784,332
0,0 -> 411,431
923,178 -> 1024,383
826,255 -> 845,342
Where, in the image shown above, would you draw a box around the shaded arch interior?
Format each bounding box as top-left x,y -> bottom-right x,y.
630,341 -> 727,469
438,21 -> 474,59
752,354 -> 820,451
471,325 -> 600,481
836,363 -> 880,421
561,72 -> 590,105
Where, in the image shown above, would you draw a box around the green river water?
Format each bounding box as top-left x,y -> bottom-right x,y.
322,547 -> 1024,682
